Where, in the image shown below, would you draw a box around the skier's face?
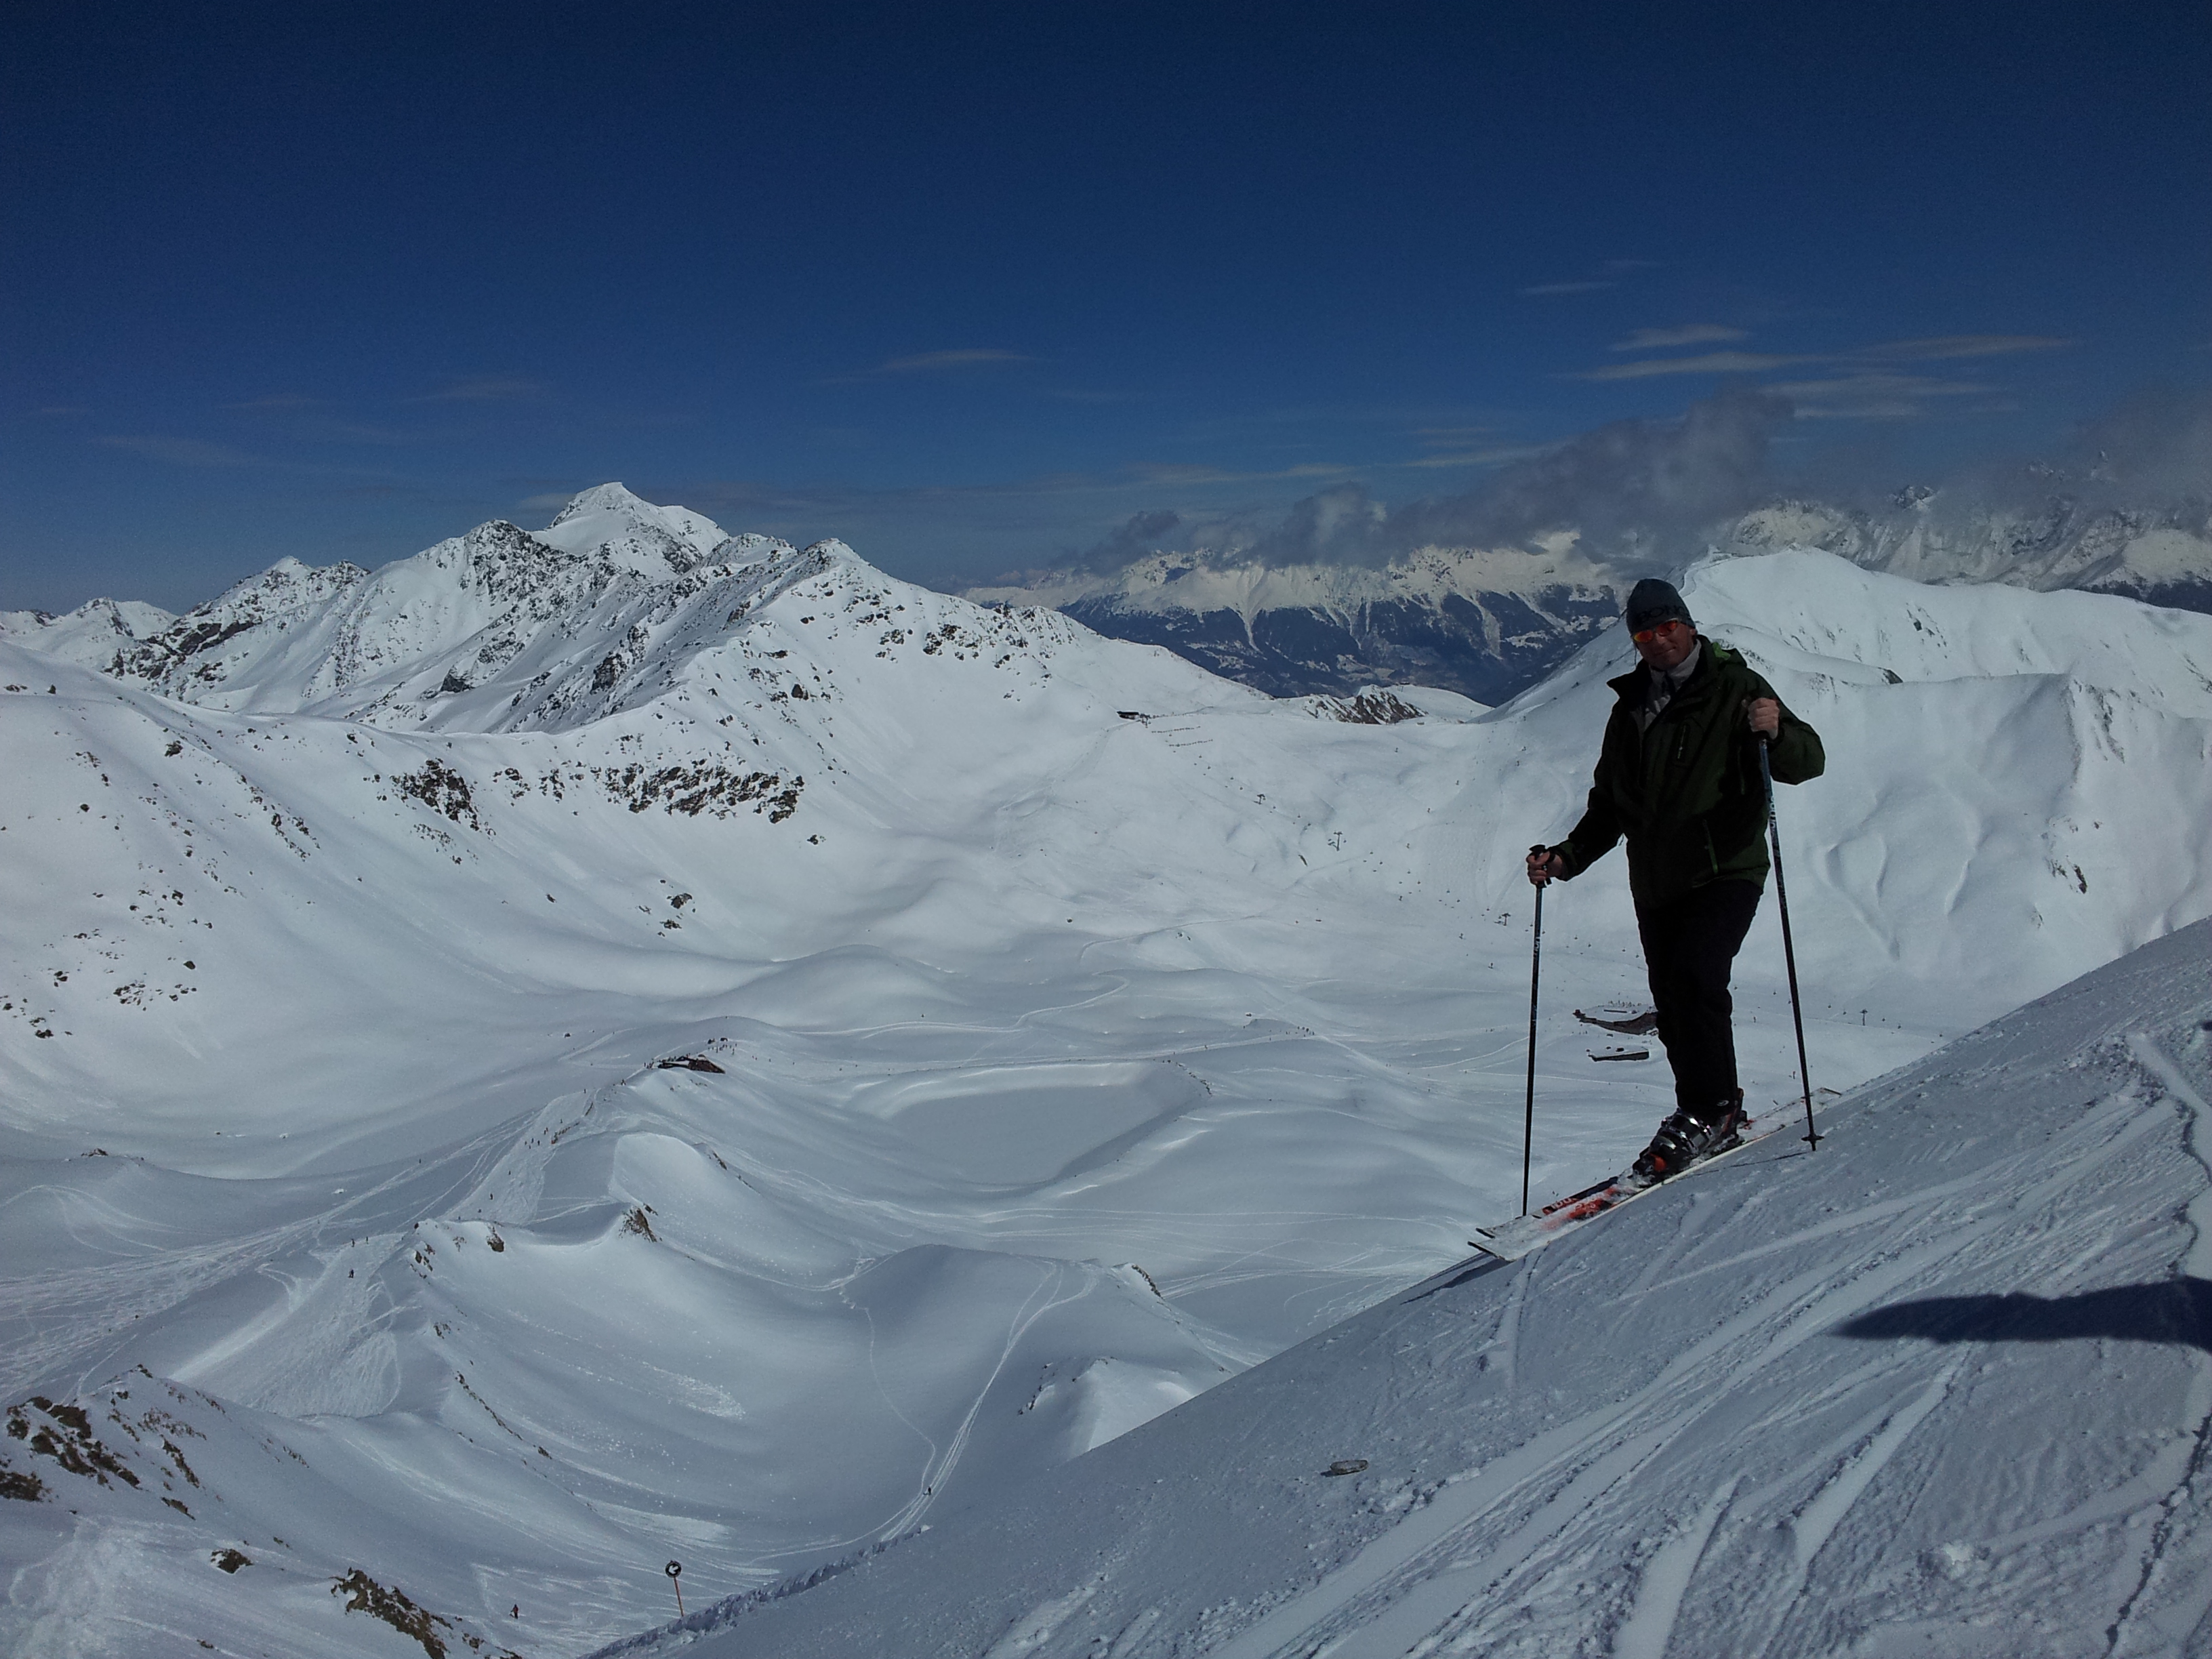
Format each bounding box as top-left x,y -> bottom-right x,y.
1632,618 -> 1697,670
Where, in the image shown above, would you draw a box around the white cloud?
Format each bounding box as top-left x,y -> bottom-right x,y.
1568,333 -> 2071,411
1771,372 -> 1985,400
1776,371 -> 1993,422
1610,324 -> 1750,352
410,376 -> 550,403
877,349 -> 1037,373
1403,444 -> 1551,469
820,348 -> 1042,386
1578,351 -> 1812,381
1129,460 -> 1355,487
1520,280 -> 1614,296
1858,335 -> 2073,361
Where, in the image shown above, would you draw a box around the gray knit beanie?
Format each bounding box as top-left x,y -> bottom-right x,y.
1624,578 -> 1694,632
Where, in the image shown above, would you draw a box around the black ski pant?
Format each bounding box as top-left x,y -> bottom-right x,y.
1635,879 -> 1763,1122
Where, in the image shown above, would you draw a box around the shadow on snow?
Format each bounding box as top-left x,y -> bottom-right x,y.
1839,1278 -> 2212,1353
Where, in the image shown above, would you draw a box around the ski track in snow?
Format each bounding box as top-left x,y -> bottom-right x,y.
2100,1032 -> 2212,1657
1611,1475 -> 1736,1659
3,497 -> 2211,1658
1207,1082 -> 2182,1659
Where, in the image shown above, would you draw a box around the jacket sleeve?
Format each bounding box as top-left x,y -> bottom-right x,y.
1759,680 -> 1824,785
1554,718 -> 1625,878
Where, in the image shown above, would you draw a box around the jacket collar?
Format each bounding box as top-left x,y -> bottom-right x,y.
1606,636 -> 1742,703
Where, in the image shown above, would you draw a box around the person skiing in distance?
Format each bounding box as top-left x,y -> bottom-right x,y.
1525,577 -> 1824,1185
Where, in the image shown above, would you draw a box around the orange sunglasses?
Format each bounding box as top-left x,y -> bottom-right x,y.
1631,619 -> 1689,644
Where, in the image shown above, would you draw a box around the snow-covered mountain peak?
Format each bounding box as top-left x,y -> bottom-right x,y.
540,481 -> 730,575
40,495 -> 1082,774
547,480 -> 657,525
1726,492 -> 2212,611
0,596 -> 176,671
77,499 -> 823,728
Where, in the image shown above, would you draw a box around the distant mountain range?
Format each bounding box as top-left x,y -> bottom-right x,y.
967,535 -> 1622,705
4,483 -> 2207,719
964,490 -> 2212,705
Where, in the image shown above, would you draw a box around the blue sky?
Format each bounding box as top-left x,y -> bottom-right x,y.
4,1 -> 2207,611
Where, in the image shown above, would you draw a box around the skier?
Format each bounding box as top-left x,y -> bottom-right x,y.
1525,578 -> 1824,1184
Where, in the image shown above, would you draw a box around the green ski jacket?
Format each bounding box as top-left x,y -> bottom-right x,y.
1551,637 -> 1824,909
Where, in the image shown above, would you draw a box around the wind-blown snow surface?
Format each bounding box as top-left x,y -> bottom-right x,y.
657,919 -> 2212,1659
1,497 -> 2209,1655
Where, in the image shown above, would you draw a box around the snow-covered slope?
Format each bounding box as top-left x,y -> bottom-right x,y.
1,512 -> 2209,1657
0,598 -> 175,671
653,918 -> 2212,1659
1733,493 -> 2212,614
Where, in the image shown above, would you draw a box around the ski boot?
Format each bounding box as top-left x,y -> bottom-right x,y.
1629,1090 -> 1748,1187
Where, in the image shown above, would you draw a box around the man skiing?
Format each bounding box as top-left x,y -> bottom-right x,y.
1525,578 -> 1824,1185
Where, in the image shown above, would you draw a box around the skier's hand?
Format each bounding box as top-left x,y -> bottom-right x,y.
1745,697 -> 1780,738
1526,846 -> 1564,887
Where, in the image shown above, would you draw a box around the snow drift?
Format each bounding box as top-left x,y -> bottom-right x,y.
653,919 -> 2212,1659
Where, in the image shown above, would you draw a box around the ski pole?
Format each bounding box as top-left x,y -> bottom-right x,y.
1523,845 -> 1547,1214
1759,739 -> 1821,1150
